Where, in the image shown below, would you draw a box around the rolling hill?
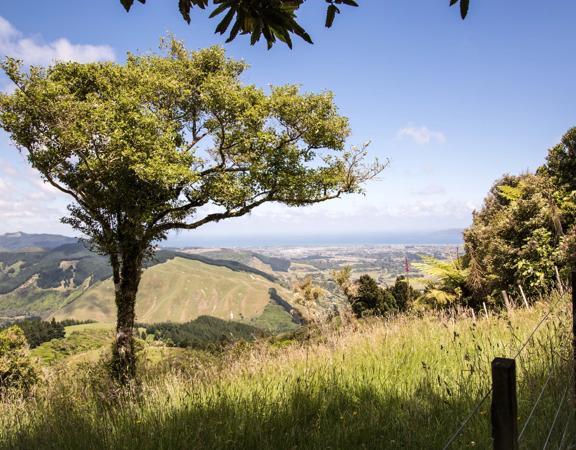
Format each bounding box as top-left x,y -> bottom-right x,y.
52,257 -> 291,323
0,232 -> 78,252
0,233 -> 298,329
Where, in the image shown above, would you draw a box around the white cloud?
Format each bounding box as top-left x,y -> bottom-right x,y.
396,125 -> 446,145
411,184 -> 446,196
0,16 -> 115,65
0,164 -> 71,234
179,197 -> 477,237
0,159 -> 18,177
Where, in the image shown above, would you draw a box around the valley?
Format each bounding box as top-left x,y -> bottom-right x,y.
0,233 -> 461,328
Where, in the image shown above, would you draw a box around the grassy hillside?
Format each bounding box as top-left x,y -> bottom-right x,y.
32,323 -> 114,365
1,295 -> 572,449
53,257 -> 293,324
0,243 -> 110,318
0,240 -> 293,326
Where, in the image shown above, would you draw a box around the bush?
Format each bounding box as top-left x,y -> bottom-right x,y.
352,275 -> 398,317
0,326 -> 38,395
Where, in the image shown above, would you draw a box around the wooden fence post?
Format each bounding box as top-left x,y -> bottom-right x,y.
491,357 -> 518,450
518,284 -> 529,309
556,266 -> 564,294
502,291 -> 513,313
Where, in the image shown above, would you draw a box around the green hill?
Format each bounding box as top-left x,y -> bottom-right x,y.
0,236 -> 297,328
52,257 -> 293,324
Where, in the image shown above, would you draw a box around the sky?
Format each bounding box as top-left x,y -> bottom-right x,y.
0,0 -> 575,245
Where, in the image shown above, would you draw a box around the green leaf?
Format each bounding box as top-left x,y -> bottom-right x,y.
250,20 -> 263,46
209,3 -> 229,19
225,20 -> 242,43
325,4 -> 340,28
120,0 -> 135,12
460,0 -> 469,19
215,8 -> 236,35
179,0 -> 192,23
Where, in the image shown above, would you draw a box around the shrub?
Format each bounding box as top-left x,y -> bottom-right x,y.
0,326 -> 38,395
352,275 -> 398,317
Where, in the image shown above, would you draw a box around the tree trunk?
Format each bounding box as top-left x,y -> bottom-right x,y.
110,249 -> 143,384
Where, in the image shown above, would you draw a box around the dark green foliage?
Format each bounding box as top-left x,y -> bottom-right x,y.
56,319 -> 96,327
0,318 -> 65,349
351,275 -> 398,317
464,174 -> 563,302
35,266 -> 74,289
462,127 -> 576,304
541,127 -> 576,193
268,287 -> 304,325
145,316 -> 268,349
118,1 -> 473,49
389,275 -> 417,311
450,0 -> 469,19
119,0 -> 359,49
247,302 -> 301,334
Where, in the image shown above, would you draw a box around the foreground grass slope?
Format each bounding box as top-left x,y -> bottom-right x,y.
53,257 -> 292,323
1,295 -> 573,449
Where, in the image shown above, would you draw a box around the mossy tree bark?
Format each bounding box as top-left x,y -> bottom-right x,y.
110,247 -> 143,384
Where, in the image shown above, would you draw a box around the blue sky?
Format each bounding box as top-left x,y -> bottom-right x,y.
0,0 -> 575,244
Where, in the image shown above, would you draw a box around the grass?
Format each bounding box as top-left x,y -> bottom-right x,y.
53,257 -> 292,324
31,324 -> 114,365
63,322 -> 115,336
1,294 -> 574,449
245,301 -> 301,334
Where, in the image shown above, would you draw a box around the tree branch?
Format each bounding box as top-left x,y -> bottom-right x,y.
152,194 -> 273,234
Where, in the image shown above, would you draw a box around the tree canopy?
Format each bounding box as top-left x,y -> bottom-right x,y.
454,127 -> 576,306
0,38 -> 383,381
119,0 -> 470,49
413,127 -> 576,310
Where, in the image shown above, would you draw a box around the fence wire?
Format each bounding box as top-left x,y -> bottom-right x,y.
557,405 -> 576,450
518,366 -> 555,441
513,292 -> 565,360
442,290 -> 569,449
440,388 -> 492,450
541,374 -> 571,450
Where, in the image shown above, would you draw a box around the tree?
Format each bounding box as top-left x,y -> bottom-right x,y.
0,39 -> 383,382
119,0 -> 469,49
389,275 -> 416,311
351,274 -> 397,317
1,318 -> 66,348
463,173 -> 562,302
539,127 -> 576,265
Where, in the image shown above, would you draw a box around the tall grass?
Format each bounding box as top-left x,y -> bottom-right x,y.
1,294 -> 574,449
